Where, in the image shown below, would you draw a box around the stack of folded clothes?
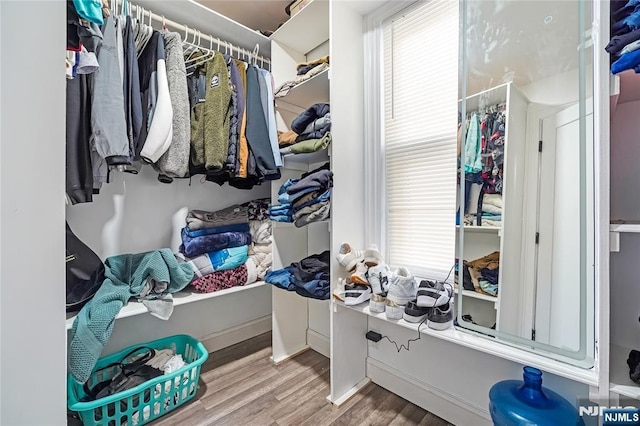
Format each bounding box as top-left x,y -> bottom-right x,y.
179,204 -> 255,293
465,251 -> 500,297
278,103 -> 332,155
265,250 -> 330,300
608,0 -> 640,73
274,56 -> 329,97
270,163 -> 332,227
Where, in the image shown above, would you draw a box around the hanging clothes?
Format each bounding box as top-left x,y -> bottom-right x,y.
245,65 -> 280,180
66,75 -> 94,204
122,15 -> 143,169
155,31 -> 191,182
464,112 -> 482,174
260,69 -> 283,167
91,14 -> 130,167
234,60 -> 250,179
138,31 -> 173,164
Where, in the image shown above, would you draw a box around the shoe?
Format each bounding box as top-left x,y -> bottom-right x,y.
336,243 -> 364,272
369,293 -> 386,313
350,261 -> 369,285
363,244 -> 382,266
385,299 -> 404,320
427,301 -> 453,330
332,278 -> 347,302
386,267 -> 416,306
416,280 -> 453,308
367,263 -> 392,295
403,300 -> 431,323
344,284 -> 371,305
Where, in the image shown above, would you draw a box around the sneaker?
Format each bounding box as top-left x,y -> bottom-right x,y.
386,267 -> 416,306
427,301 -> 453,330
363,244 -> 382,266
369,293 -> 386,313
332,278 -> 347,302
344,284 -> 371,306
403,300 -> 431,323
350,261 -> 369,285
336,243 -> 364,272
367,263 -> 392,295
385,299 -> 404,320
416,280 -> 453,308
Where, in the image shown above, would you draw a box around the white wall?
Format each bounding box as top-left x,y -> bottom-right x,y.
66,166 -> 270,257
0,1 -> 67,424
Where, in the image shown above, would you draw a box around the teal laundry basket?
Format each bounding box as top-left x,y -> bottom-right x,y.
68,334 -> 208,426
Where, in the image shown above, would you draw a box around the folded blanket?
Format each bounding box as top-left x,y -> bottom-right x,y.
286,169 -> 333,201
248,242 -> 272,280
181,245 -> 249,278
69,249 -> 194,383
179,228 -> 252,258
184,223 -> 250,238
483,193 -> 502,208
280,132 -> 331,155
481,203 -> 502,215
186,205 -> 248,230
249,220 -> 272,244
190,263 -> 250,293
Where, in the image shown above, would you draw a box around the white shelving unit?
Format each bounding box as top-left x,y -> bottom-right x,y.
610,344 -> 640,400
332,300 -> 598,386
269,0 -> 332,363
455,82 -> 528,334
65,281 -> 267,330
610,221 -> 640,252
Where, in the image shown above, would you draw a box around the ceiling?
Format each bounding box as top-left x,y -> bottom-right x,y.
195,0 -> 291,34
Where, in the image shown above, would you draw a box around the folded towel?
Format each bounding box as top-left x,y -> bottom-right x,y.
179,229 -> 252,258
181,245 -> 249,278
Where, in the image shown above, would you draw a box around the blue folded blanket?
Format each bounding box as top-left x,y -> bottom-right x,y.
179,228 -> 252,258
184,223 -> 250,238
182,245 -> 249,278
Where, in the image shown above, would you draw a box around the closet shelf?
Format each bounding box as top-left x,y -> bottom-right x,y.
65,281 -> 266,331
281,148 -> 330,170
454,287 -> 499,306
610,344 -> 640,399
333,300 -> 598,386
272,219 -> 330,229
276,69 -> 330,111
270,0 -> 329,54
456,225 -> 502,235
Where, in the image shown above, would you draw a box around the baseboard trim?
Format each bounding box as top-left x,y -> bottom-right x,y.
307,329 -> 330,358
271,345 -> 310,364
367,358 -> 492,426
328,377 -> 371,406
201,315 -> 272,353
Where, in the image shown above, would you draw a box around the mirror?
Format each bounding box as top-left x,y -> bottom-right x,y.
455,0 -> 594,365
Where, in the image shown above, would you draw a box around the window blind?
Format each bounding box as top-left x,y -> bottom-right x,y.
383,0 -> 458,279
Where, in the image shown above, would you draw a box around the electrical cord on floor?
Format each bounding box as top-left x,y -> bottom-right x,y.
377,263 -> 455,353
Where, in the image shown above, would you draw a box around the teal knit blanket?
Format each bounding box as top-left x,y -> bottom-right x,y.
69,249 -> 194,383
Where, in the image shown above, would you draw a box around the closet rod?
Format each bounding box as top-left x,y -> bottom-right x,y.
118,1 -> 271,70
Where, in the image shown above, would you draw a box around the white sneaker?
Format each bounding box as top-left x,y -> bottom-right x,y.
416,280 -> 453,308
386,267 -> 417,306
344,284 -> 371,306
332,278 -> 347,302
336,243 -> 364,272
350,261 -> 369,285
367,263 -> 392,295
385,299 -> 404,320
369,293 -> 386,313
363,244 -> 382,266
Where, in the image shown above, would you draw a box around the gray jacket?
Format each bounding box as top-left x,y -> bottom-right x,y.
155,31 -> 191,181
90,14 -> 130,166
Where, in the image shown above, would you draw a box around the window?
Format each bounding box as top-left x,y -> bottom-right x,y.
379,0 -> 459,279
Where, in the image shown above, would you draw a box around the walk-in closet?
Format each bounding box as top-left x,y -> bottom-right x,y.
0,0 -> 623,425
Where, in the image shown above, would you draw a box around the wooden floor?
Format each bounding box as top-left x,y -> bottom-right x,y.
151,332 -> 451,426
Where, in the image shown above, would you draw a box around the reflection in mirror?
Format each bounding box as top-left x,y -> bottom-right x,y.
456,0 -> 594,365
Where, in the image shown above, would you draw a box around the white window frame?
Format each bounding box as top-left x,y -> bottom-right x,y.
363,0 -> 458,280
